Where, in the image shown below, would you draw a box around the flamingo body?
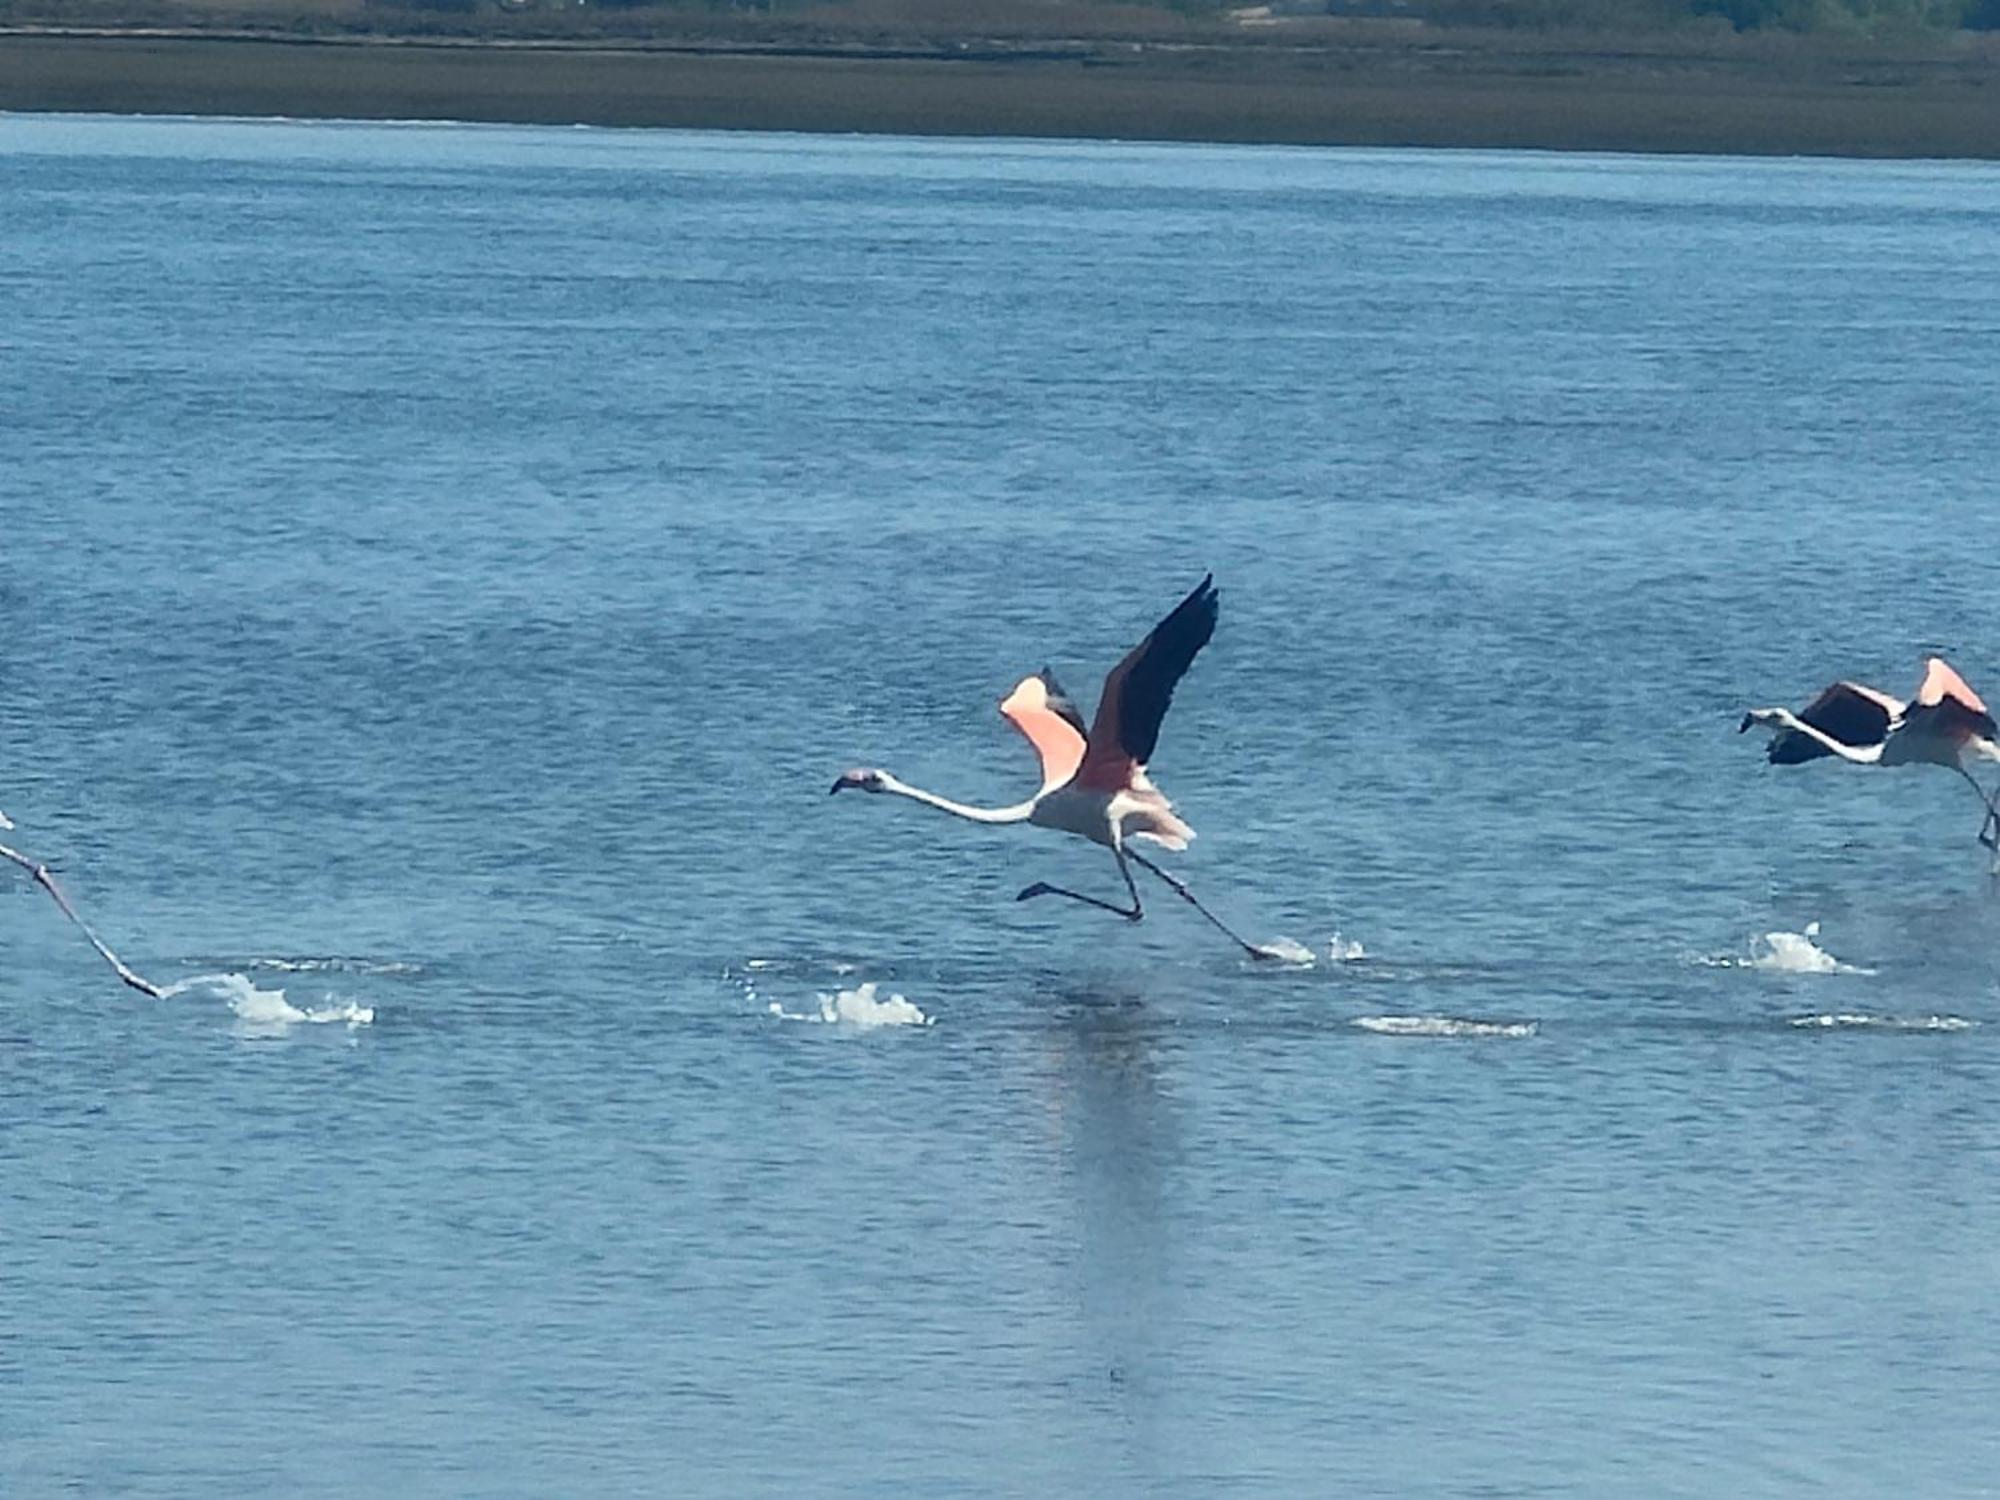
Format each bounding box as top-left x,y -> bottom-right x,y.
1027,782 -> 1193,852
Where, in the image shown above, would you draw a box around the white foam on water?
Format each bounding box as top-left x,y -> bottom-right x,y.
1354,1015 -> 1538,1038
767,981 -> 933,1029
161,972 -> 374,1031
1248,931 -> 1366,966
1254,937 -> 1318,966
1790,1013 -> 1976,1032
1704,922 -> 1877,977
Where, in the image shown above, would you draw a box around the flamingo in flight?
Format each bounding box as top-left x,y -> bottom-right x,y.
1,814 -> 166,998
1740,656 -> 2000,850
831,575 -> 1276,959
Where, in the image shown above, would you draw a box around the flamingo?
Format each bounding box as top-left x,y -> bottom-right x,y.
1740,656 -> 2000,850
831,575 -> 1276,959
1,819 -> 166,998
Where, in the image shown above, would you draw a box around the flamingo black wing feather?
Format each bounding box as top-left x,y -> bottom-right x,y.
1113,575 -> 1218,766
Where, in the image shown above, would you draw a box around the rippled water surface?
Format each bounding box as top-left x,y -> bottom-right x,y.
5,115 -> 2000,1495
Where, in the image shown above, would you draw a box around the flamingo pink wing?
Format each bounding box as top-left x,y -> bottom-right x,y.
1904,658 -> 1998,748
999,672 -> 1087,794
1916,657 -> 1989,714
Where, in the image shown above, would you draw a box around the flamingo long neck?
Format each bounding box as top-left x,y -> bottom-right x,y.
880,773 -> 1036,824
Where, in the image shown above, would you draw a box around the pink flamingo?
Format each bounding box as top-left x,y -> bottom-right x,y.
1740,656 -> 2000,849
832,575 -> 1275,958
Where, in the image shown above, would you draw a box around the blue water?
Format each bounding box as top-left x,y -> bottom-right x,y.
5,113 -> 2000,1495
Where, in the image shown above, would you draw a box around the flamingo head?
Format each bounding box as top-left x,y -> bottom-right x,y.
829,767 -> 889,796
1739,708 -> 1785,735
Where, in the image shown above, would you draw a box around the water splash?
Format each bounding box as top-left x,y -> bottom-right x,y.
1354,1015 -> 1537,1038
1702,922 -> 1876,977
1790,1013 -> 1975,1032
767,981 -> 932,1029
1254,937 -> 1317,966
160,972 -> 374,1032
1247,931 -> 1366,966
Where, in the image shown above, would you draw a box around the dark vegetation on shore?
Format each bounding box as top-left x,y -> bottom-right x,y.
5,0 -> 1997,45
5,0 -> 1995,156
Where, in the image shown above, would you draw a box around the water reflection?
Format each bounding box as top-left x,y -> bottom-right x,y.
1035,982 -> 1183,1482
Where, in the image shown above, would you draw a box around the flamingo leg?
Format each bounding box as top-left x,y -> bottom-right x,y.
1954,765 -> 1998,844
1955,766 -> 2000,860
0,839 -> 166,998
1124,848 -> 1278,961
1016,841 -> 1144,922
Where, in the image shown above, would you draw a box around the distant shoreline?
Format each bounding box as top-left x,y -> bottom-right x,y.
4,28 -> 1999,159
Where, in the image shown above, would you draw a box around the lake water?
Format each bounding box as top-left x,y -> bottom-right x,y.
5,113 -> 2000,1496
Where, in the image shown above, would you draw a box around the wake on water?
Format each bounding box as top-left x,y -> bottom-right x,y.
246,956 -> 420,977
1699,923 -> 1978,1031
731,919 -> 1969,1042
1354,1015 -> 1537,1039
1789,1013 -> 1975,1032
743,932 -> 1369,1029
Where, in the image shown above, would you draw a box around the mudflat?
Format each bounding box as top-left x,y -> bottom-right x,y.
2,22 -> 1997,157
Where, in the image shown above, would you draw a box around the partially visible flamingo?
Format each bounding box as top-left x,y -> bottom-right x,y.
1740,656 -> 2000,849
1,819 -> 166,998
831,575 -> 1276,959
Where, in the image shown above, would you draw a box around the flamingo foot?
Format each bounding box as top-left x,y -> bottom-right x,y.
1017,882 -> 1141,921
